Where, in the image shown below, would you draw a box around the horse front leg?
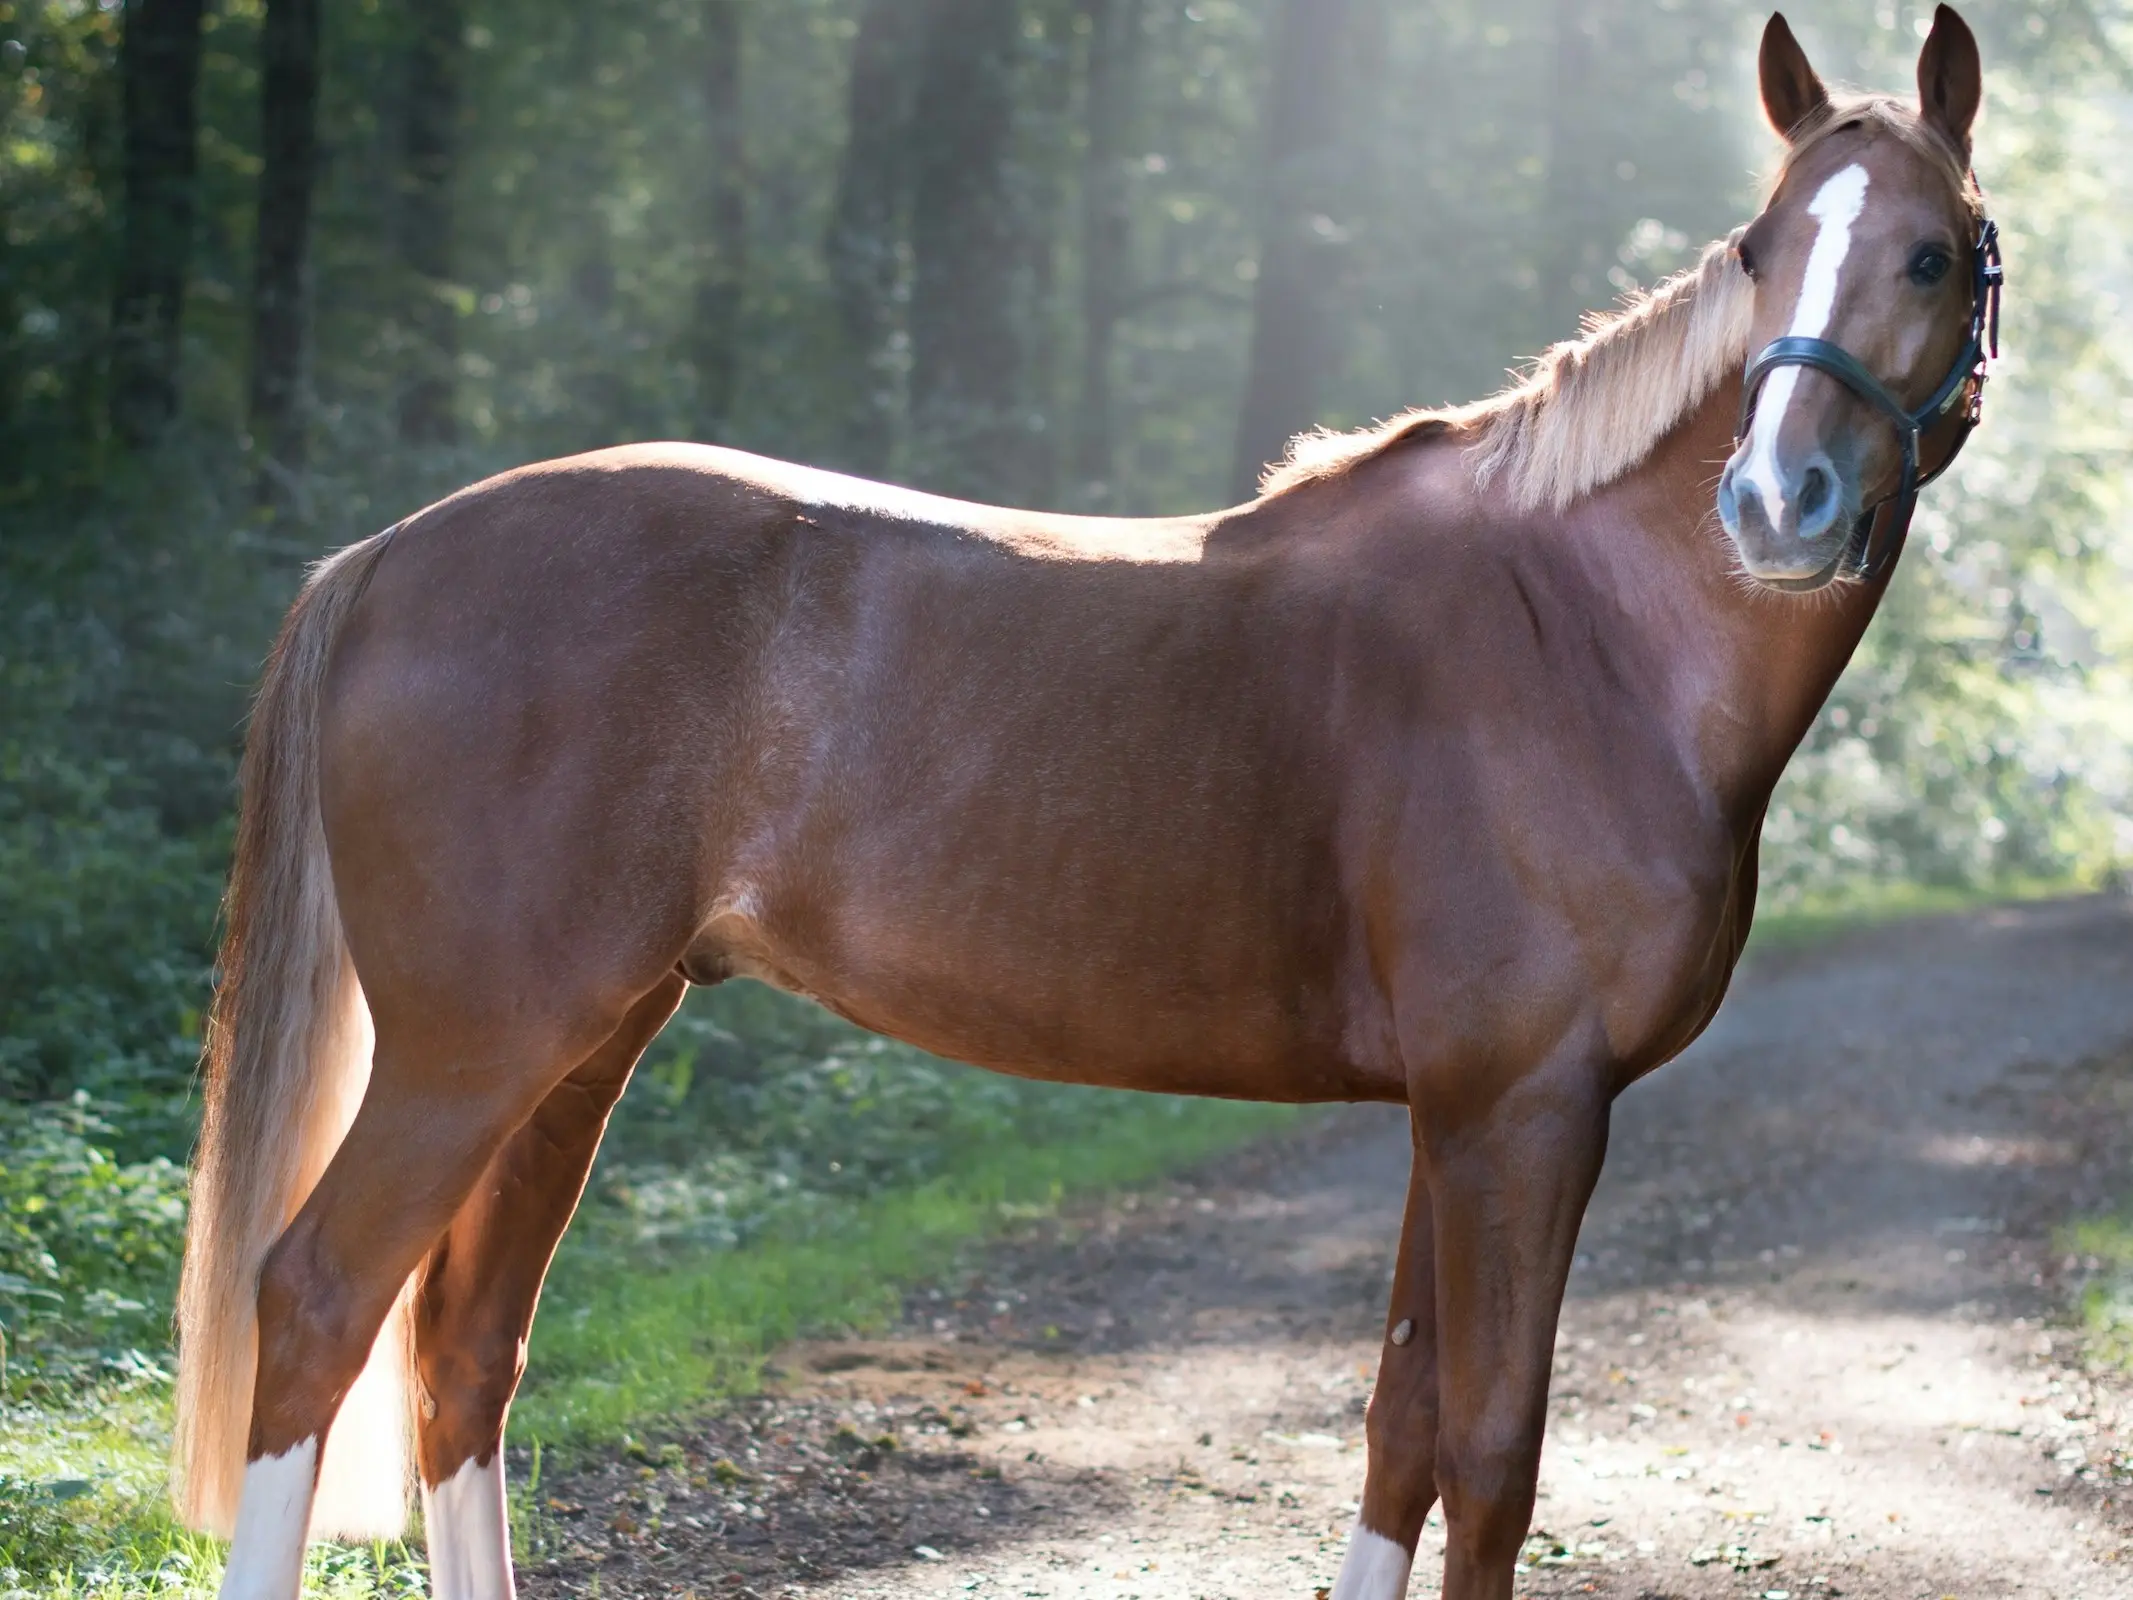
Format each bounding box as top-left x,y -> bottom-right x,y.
1332,1116 -> 1438,1600
1422,1054 -> 1609,1600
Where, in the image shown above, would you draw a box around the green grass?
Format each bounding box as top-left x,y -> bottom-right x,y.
1744,874 -> 2086,952
0,1091 -> 1293,1597
516,1093 -> 1297,1446
2057,1214 -> 2133,1483
2062,1212 -> 2133,1374
0,1376 -> 432,1597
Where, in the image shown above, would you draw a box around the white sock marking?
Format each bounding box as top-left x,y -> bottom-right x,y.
1741,163 -> 1870,527
218,1438 -> 318,1600
424,1454 -> 516,1600
1331,1521 -> 1413,1600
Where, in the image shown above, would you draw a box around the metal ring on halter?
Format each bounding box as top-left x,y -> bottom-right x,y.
1733,216 -> 2003,591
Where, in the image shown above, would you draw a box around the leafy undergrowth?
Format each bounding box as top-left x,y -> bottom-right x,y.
2064,1212 -> 2133,1372
0,994 -> 1293,1597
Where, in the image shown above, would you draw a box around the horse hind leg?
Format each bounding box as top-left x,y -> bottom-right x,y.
413,974 -> 687,1600
1334,1116 -> 1438,1600
219,987 -> 652,1600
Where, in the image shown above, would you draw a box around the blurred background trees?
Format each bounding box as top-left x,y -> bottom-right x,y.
3,0 -> 2132,1126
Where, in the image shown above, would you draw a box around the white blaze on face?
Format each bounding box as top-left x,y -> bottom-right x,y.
218,1437 -> 318,1600
1740,162 -> 1871,526
1331,1522 -> 1414,1600
424,1455 -> 517,1600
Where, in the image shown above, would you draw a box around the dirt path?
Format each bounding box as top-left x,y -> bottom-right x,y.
524,896 -> 2133,1600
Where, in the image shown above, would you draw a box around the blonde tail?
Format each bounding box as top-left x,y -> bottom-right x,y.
173,529 -> 416,1539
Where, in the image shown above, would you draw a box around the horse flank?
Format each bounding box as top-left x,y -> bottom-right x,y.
1260,94 -> 1976,516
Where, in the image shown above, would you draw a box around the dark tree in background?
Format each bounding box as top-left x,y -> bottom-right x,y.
691,0 -> 748,442
394,0 -> 464,448
0,202 -> 15,472
249,0 -> 323,503
109,0 -> 205,448
3,0 -> 1806,509
824,0 -> 918,478
906,0 -> 1024,502
1228,0 -> 1369,501
1074,0 -> 1143,507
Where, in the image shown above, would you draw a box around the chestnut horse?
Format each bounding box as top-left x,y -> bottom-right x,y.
178,12 -> 1997,1600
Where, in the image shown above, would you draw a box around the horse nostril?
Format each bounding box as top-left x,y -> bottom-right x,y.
1798,464 -> 1834,531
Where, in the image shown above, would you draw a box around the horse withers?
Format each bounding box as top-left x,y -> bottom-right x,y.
177,12 -> 1998,1600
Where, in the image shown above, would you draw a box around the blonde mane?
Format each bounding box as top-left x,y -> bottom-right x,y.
1259,94 -> 1979,514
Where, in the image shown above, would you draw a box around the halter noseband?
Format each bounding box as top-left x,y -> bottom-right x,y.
1734,215 -> 2003,590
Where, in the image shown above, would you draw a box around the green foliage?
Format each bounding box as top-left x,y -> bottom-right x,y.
0,748 -> 219,1126
0,1025 -> 1285,1598
0,1379 -> 428,1599
0,467 -> 285,1143
0,0 -> 121,496
2062,1211 -> 2133,1375
0,1097 -> 188,1394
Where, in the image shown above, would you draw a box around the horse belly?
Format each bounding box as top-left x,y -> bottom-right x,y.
706,867 -> 1395,1105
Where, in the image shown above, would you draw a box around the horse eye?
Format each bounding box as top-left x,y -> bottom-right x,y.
1737,242 -> 1760,282
1908,246 -> 1953,287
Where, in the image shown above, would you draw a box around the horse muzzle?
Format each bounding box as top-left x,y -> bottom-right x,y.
1716,447 -> 1863,590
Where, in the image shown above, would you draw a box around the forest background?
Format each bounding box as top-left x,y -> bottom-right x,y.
2,0 -> 2133,1586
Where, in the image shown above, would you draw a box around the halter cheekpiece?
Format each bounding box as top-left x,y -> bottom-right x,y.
1734,213 -> 2003,589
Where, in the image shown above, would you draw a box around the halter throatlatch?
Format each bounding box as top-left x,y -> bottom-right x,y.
1734,215 -> 2003,591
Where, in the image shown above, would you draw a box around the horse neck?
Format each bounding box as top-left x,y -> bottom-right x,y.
1591,380 -> 1890,828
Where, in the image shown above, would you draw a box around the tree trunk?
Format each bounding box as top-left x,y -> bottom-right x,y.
691,0 -> 747,442
1227,0 -> 1365,502
906,0 -> 1023,501
249,0 -> 322,505
1073,0 -> 1142,507
395,0 -> 463,449
109,0 -> 205,449
0,191 -> 18,479
824,0 -> 918,478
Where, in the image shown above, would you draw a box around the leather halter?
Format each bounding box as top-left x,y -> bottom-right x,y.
1734,215 -> 2004,591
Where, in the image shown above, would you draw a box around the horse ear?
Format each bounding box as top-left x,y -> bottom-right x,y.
1917,4 -> 1982,156
1759,14 -> 1829,142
